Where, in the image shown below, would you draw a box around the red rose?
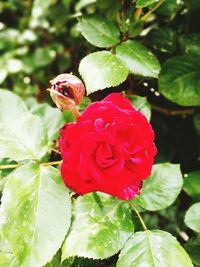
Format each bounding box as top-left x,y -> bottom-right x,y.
59,93 -> 157,200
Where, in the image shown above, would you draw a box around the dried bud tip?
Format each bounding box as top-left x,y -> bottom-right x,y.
48,73 -> 85,112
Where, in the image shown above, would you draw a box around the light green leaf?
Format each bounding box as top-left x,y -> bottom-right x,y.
133,163 -> 183,211
79,51 -> 129,94
0,238 -> 18,267
180,33 -> 200,56
127,95 -> 151,121
158,55 -> 200,106
0,90 -> 48,161
30,103 -> 65,144
75,0 -> 97,11
77,15 -> 120,48
185,203 -> 200,233
136,0 -> 159,8
116,40 -> 160,78
62,192 -> 134,260
0,163 -> 71,267
183,171 -> 200,201
117,230 -> 193,267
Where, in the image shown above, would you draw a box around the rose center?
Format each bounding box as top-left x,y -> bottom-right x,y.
95,143 -> 117,168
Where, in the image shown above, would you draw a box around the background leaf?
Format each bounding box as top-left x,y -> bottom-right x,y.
79,51 -> 129,94
185,203 -> 200,233
0,163 -> 71,267
136,0 -> 159,8
77,15 -> 120,48
117,230 -> 193,267
133,163 -> 183,211
0,90 -> 48,161
30,103 -> 65,144
158,55 -> 200,106
62,192 -> 134,260
116,40 -> 160,78
180,33 -> 200,56
127,95 -> 151,121
185,235 -> 200,266
183,171 -> 200,201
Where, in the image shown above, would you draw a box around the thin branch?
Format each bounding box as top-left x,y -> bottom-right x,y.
129,201 -> 148,231
151,104 -> 194,116
0,160 -> 62,170
142,0 -> 165,21
51,148 -> 61,155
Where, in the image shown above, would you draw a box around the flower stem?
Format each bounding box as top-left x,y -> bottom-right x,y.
129,201 -> 148,231
142,0 -> 165,21
0,161 -> 62,170
0,163 -> 21,170
40,161 -> 62,167
51,148 -> 61,155
72,106 -> 81,119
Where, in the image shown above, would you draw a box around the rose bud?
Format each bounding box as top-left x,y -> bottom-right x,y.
48,73 -> 85,115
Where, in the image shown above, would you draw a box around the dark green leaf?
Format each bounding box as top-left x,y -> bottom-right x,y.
183,171 -> 200,201
185,235 -> 200,266
158,55 -> 200,106
147,27 -> 176,53
180,33 -> 200,56
184,0 -> 200,10
157,0 -> 182,18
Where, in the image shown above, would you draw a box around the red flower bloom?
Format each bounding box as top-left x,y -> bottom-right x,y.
59,93 -> 157,200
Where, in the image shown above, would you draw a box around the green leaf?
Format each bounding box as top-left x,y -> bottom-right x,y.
180,34 -> 200,56
0,163 -> 71,267
77,15 -> 120,48
0,90 -> 48,161
75,0 -> 97,11
30,103 -> 65,144
185,203 -> 200,233
183,171 -> 200,201
157,0 -> 182,18
136,0 -> 159,8
116,40 -> 160,78
185,235 -> 200,266
147,27 -> 176,53
62,192 -> 134,260
127,95 -> 151,121
133,163 -> 183,211
0,238 -> 18,267
79,51 -> 129,94
158,55 -> 200,106
117,230 -> 193,267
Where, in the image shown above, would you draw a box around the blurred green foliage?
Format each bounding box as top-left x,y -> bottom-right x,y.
0,0 -> 200,266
